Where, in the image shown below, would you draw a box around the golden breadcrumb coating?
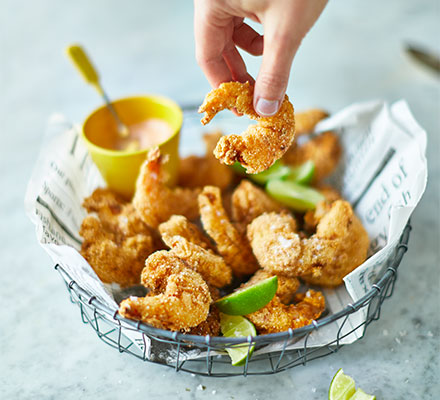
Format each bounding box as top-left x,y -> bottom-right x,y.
231,180 -> 286,227
186,305 -> 221,336
159,215 -> 213,251
83,187 -> 152,237
80,216 -> 155,287
301,200 -> 369,287
294,109 -> 329,135
198,186 -> 259,276
162,234 -> 232,288
199,81 -> 295,174
119,250 -> 211,331
133,148 -> 200,228
246,290 -> 325,334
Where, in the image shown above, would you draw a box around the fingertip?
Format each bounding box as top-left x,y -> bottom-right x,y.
254,97 -> 280,117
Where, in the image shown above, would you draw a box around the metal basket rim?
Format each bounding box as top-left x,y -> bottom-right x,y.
56,221 -> 411,346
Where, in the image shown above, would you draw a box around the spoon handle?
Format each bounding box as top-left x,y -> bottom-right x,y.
66,44 -> 129,137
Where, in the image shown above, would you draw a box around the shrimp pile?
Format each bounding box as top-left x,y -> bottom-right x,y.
199,81 -> 295,174
78,100 -> 371,337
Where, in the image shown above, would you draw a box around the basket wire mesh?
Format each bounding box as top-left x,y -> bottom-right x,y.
55,222 -> 411,377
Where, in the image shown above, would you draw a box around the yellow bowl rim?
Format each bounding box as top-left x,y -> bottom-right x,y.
81,94 -> 183,158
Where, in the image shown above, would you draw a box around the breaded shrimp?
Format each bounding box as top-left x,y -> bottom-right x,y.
283,131 -> 342,183
231,180 -> 286,227
246,290 -> 325,334
187,306 -> 221,336
198,186 -> 259,276
301,200 -> 369,287
303,186 -> 341,231
80,216 -> 155,287
199,81 -> 295,174
246,212 -> 325,277
162,234 -> 232,288
133,148 -> 200,228
294,109 -> 329,135
159,215 -> 213,251
119,250 -> 211,331
83,188 -> 151,237
178,131 -> 233,190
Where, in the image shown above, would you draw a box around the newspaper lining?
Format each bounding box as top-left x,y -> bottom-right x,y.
25,100 -> 427,361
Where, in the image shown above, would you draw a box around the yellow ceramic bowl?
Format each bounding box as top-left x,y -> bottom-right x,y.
82,95 -> 182,199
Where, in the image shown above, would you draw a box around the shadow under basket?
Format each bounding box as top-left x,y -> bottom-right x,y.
55,222 -> 411,377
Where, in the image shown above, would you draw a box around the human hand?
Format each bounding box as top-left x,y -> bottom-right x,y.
194,0 -> 327,116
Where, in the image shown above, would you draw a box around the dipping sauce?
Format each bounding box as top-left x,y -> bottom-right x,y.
115,118 -> 174,151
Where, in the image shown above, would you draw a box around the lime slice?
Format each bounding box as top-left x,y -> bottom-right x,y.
285,160 -> 315,185
349,389 -> 376,400
329,369 -> 356,400
231,161 -> 290,184
250,161 -> 291,184
215,276 -> 278,315
266,179 -> 325,211
220,313 -> 256,366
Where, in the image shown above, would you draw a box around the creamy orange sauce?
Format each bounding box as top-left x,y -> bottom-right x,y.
116,118 -> 173,151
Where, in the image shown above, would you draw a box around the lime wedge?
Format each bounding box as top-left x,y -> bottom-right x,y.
231,161 -> 290,184
349,389 -> 376,400
329,369 -> 356,400
266,179 -> 325,211
286,160 -> 315,185
250,161 -> 291,184
215,276 -> 278,315
220,313 -> 256,366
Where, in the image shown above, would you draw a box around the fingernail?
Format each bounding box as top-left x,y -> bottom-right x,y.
255,98 -> 280,116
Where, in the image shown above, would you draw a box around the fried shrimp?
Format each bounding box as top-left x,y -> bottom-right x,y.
301,200 -> 369,287
247,212 -> 315,277
231,180 -> 286,227
283,131 -> 342,183
133,148 -> 200,228
187,306 -> 221,336
80,216 -> 155,287
162,234 -> 232,288
247,211 -> 338,278
294,109 -> 329,135
159,215 -> 213,251
198,81 -> 295,174
198,186 -> 259,276
303,186 -> 341,231
83,188 -> 151,237
178,131 -> 233,190
119,250 -> 211,331
246,290 -> 325,334
243,269 -> 300,305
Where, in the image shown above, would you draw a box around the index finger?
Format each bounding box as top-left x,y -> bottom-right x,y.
194,4 -> 233,87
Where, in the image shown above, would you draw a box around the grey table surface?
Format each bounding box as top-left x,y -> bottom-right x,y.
1,0 -> 439,399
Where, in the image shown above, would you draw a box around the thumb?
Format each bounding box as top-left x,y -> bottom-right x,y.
254,25 -> 301,117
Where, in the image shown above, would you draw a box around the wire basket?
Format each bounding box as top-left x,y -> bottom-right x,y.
55,222 -> 411,377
